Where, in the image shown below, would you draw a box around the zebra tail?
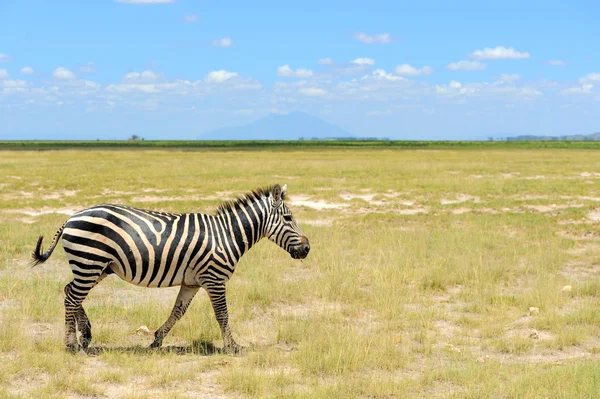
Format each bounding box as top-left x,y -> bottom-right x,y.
31,221 -> 67,267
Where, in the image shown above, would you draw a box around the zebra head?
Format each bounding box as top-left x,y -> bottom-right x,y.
265,184 -> 310,259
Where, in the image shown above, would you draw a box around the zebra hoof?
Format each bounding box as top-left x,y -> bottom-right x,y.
223,343 -> 244,356
149,340 -> 162,349
65,343 -> 81,354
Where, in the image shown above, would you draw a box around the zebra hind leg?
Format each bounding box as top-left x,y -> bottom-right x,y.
75,306 -> 92,350
150,285 -> 200,349
64,269 -> 109,353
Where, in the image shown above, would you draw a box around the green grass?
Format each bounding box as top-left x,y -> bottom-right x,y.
1,146 -> 600,397
2,139 -> 600,151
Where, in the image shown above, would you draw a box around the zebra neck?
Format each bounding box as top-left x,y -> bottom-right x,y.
216,199 -> 269,262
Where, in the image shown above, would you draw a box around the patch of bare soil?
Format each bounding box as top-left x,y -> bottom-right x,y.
5,206 -> 81,217
440,194 -> 481,205
451,208 -> 471,215
556,230 -> 600,241
524,203 -> 584,213
513,194 -> 551,201
7,374 -> 51,398
579,196 -> 600,202
339,192 -> 387,206
28,322 -> 61,340
289,195 -> 348,210
579,172 -> 600,178
393,208 -> 429,215
587,209 -> 600,222
141,188 -> 166,193
42,190 -> 79,200
566,243 -> 599,256
302,219 -> 333,226
558,260 -> 600,281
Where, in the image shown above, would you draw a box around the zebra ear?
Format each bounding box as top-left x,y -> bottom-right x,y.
272,184 -> 282,202
281,184 -> 287,200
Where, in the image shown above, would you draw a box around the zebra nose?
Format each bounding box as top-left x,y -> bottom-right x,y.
302,244 -> 310,255
300,236 -> 310,255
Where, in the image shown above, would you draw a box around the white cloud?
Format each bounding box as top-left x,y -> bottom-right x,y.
367,109 -> 393,116
354,32 -> 393,44
115,0 -> 174,3
106,80 -> 188,94
394,64 -> 433,76
53,67 -> 75,80
124,72 -> 140,80
205,70 -> 238,83
562,73 -> 600,95
580,73 -> 600,83
498,74 -> 521,83
20,66 -> 34,74
299,87 -> 327,96
470,46 -> 530,60
318,58 -> 333,65
80,62 -> 96,73
436,80 -> 478,95
183,14 -> 198,23
562,84 -> 593,95
232,82 -> 263,90
211,38 -> 233,47
548,60 -> 567,67
0,53 -> 10,62
123,70 -> 159,81
447,60 -> 487,71
0,69 -> 8,79
141,70 -> 157,79
277,65 -> 313,78
367,69 -> 405,81
351,58 -> 375,66
1,79 -> 27,88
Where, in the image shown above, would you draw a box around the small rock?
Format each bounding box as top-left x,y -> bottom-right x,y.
529,330 -> 539,340
136,325 -> 152,335
562,285 -> 572,292
528,307 -> 540,316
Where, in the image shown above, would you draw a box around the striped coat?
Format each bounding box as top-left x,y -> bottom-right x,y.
32,184 -> 310,354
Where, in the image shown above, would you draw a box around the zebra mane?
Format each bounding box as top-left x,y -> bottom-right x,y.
216,185 -> 284,216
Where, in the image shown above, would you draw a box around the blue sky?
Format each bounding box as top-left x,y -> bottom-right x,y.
0,0 -> 599,140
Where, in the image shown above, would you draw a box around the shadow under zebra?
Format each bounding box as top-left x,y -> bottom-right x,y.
83,340 -> 225,356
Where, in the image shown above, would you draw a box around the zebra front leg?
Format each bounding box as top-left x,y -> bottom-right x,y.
150,285 -> 199,348
206,283 -> 241,355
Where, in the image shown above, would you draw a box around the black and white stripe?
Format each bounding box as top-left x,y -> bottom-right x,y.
31,183 -> 310,354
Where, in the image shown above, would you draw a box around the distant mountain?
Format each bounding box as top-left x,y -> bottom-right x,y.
199,112 -> 354,140
507,132 -> 600,141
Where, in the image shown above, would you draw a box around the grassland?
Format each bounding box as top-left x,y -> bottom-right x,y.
2,139 -> 600,151
1,144 -> 600,398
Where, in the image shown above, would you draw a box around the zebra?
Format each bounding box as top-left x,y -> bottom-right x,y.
31,183 -> 310,354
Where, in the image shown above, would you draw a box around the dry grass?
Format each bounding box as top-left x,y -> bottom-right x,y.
1,148 -> 600,398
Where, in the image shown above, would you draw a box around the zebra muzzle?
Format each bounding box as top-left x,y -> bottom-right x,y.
290,237 -> 310,259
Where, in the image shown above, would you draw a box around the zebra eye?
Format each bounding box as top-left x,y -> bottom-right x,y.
283,215 -> 293,222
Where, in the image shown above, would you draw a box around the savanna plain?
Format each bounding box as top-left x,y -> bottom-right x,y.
1,145 -> 600,398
